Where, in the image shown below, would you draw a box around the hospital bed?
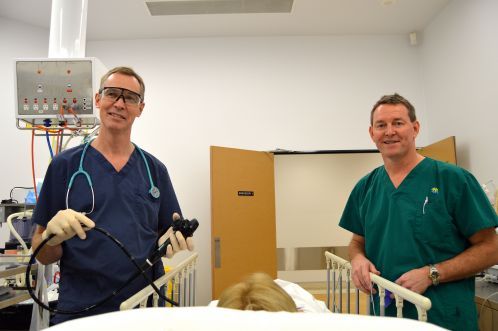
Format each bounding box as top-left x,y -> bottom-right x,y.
119,252 -> 198,310
325,251 -> 432,321
45,251 -> 446,331
47,306 -> 447,331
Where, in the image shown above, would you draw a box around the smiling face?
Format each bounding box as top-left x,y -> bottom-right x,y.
369,103 -> 420,162
95,72 -> 144,135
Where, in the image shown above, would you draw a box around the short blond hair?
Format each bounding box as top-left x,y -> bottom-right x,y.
217,273 -> 297,312
100,66 -> 145,100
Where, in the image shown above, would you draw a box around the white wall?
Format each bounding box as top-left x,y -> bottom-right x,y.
2,18 -> 427,306
0,18 -> 49,191
421,0 -> 498,183
0,18 -> 48,245
275,153 -> 383,248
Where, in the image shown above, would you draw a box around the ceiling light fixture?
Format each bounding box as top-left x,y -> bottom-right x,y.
146,0 -> 294,16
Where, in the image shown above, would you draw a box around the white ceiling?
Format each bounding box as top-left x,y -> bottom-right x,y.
0,0 -> 452,41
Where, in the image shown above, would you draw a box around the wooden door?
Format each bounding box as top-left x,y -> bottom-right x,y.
210,146 -> 276,299
419,136 -> 457,164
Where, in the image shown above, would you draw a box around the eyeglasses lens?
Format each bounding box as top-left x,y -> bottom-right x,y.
103,87 -> 141,105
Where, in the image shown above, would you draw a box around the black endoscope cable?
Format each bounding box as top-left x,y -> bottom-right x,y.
25,218 -> 199,315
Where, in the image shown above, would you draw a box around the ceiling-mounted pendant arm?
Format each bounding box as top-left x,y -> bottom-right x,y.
48,0 -> 88,58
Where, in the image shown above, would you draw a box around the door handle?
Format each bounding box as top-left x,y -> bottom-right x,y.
214,237 -> 221,268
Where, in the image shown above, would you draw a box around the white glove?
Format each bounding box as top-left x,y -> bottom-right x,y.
41,209 -> 95,246
158,213 -> 195,259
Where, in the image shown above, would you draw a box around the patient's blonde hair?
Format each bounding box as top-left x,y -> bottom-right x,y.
217,273 -> 297,312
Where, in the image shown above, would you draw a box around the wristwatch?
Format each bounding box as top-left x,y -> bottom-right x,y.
428,264 -> 440,286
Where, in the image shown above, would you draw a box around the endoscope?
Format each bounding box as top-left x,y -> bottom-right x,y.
25,217 -> 199,315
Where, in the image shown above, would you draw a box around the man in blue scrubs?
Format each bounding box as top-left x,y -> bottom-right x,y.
31,67 -> 194,324
339,93 -> 498,330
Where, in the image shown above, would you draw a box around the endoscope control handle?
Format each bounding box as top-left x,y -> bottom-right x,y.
148,218 -> 199,264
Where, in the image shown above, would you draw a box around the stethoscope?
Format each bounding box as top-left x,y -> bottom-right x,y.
25,141 -> 194,314
66,140 -> 160,214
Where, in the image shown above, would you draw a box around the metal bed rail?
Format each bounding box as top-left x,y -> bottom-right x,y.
120,252 -> 198,311
325,251 -> 432,321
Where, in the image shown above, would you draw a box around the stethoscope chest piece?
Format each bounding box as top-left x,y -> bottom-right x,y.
150,186 -> 160,199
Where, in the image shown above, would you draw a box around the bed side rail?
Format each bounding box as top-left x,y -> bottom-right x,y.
325,251 -> 431,321
120,252 -> 198,311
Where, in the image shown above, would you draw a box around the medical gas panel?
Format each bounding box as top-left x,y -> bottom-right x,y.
15,58 -> 105,129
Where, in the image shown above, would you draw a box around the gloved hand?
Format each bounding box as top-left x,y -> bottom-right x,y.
158,213 -> 195,258
41,209 -> 95,246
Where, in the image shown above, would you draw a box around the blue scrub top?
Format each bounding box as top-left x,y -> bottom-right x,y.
33,143 -> 181,324
340,158 -> 498,330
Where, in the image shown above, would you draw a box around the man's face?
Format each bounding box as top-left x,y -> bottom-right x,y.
95,73 -> 144,133
369,103 -> 419,161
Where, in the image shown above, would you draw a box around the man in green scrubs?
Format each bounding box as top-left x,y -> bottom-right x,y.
339,93 -> 498,330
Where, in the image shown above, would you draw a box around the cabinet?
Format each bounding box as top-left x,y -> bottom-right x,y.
0,262 -> 35,309
475,280 -> 498,331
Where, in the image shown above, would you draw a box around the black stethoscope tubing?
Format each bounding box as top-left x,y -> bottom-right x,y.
26,226 -> 178,315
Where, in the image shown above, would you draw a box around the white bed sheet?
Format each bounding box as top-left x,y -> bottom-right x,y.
46,307 -> 448,331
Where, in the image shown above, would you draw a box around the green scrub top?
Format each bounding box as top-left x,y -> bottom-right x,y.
339,157 -> 498,331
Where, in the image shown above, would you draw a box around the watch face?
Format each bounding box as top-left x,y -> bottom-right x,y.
430,266 -> 440,285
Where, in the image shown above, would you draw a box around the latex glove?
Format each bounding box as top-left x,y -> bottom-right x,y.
158,213 -> 195,259
41,209 -> 95,246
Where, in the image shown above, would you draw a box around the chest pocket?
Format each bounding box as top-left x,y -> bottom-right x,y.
413,196 -> 453,247
132,188 -> 160,229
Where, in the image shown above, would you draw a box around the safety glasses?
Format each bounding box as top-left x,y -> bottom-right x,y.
99,87 -> 143,105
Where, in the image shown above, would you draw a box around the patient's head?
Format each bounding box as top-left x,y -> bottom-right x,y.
217,272 -> 297,312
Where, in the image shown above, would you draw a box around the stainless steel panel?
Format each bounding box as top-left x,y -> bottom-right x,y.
214,237 -> 221,268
